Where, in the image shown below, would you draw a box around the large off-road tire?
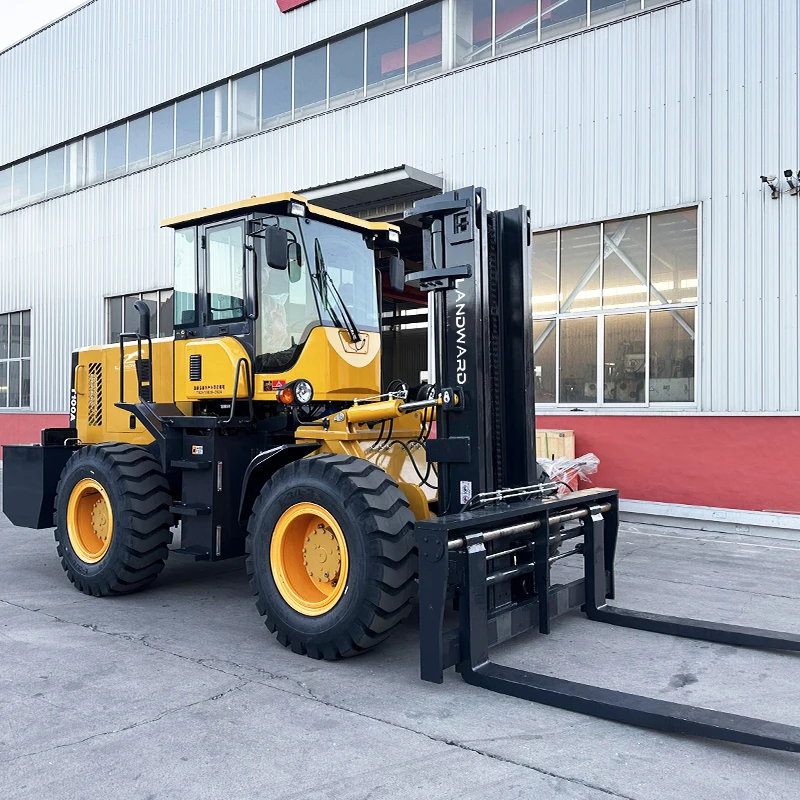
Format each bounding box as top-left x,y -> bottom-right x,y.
246,454 -> 416,659
54,444 -> 173,596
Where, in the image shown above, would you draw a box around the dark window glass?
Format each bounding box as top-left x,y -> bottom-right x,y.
0,315 -> 8,358
0,362 -> 7,407
21,360 -> 30,407
174,228 -> 198,327
0,167 -> 12,210
159,290 -> 174,337
541,0 -> 587,41
559,316 -> 597,404
202,85 -> 229,146
367,16 -> 405,93
650,309 -> 695,402
151,105 -> 175,162
12,161 -> 28,203
454,0 -> 494,65
590,0 -> 641,25
108,296 -> 122,344
262,61 -> 292,126
330,32 -> 365,106
207,222 -> 246,324
294,46 -> 328,116
604,313 -> 646,403
128,114 -> 150,169
46,148 -> 65,196
176,94 -> 201,156
106,123 -> 127,178
9,312 -> 21,358
29,155 -> 46,199
21,311 -> 30,358
408,3 -> 443,81
65,140 -> 84,190
533,319 -> 556,403
124,295 -> 140,334
234,72 -> 260,137
8,360 -> 20,408
532,231 -> 558,315
650,209 -> 698,305
141,292 -> 159,333
496,0 -> 539,54
86,132 -> 105,184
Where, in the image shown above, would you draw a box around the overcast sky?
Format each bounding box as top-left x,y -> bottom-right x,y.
0,0 -> 83,52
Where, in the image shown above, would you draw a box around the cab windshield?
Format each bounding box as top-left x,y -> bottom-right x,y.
254,216 -> 379,373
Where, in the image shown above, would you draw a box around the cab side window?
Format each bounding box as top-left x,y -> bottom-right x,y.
173,227 -> 197,328
207,221 -> 245,323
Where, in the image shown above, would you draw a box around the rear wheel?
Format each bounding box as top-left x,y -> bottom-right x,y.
54,444 -> 173,596
246,454 -> 416,659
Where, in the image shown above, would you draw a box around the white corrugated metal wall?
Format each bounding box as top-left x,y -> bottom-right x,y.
0,0 -> 798,415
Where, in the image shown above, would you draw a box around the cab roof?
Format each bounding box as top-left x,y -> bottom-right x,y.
160,192 -> 400,235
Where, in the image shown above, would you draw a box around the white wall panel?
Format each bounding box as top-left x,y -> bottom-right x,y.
0,0 -> 799,416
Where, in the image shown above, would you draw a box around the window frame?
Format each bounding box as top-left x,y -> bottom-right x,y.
0,310 -> 32,410
532,202 -> 701,410
202,218 -> 250,333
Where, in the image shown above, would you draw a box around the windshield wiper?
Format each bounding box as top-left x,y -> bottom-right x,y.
314,240 -> 363,344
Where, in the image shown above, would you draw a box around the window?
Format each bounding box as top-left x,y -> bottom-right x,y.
176,95 -> 201,156
46,148 -> 65,197
0,311 -> 31,408
207,222 -> 246,324
532,208 -> 698,405
106,290 -> 174,344
234,73 -> 260,137
86,131 -> 106,184
28,155 -> 46,201
174,227 -> 198,328
202,84 -> 229,147
106,122 -> 128,178
12,162 -> 28,205
367,16 -> 406,95
294,46 -> 328,117
496,0 -> 540,55
128,114 -> 150,170
540,0 -> 587,42
590,0 -> 641,25
0,167 -> 12,211
65,140 -> 84,192
262,61 -> 292,127
408,3 -> 444,82
151,105 -> 175,163
330,32 -> 365,108
454,0 -> 493,65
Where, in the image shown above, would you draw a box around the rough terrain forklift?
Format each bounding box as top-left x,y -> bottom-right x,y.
6,188 -> 800,752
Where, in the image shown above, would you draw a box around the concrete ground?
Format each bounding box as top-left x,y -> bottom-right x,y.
2,506 -> 800,799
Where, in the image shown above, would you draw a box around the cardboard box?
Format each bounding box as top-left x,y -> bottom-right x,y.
536,429 -> 575,460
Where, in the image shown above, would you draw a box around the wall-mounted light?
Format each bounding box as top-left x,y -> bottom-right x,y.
785,170 -> 799,196
761,175 -> 781,200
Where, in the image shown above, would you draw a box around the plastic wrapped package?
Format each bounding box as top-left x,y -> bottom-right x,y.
537,453 -> 600,495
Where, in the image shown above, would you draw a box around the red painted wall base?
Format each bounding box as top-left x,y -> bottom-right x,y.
541,415 -> 800,514
0,414 -> 70,458
1,413 -> 797,514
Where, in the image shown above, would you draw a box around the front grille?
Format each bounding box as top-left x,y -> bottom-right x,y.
189,354 -> 202,382
88,362 -> 103,426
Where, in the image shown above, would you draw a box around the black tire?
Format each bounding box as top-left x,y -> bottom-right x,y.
246,454 -> 417,659
54,444 -> 173,596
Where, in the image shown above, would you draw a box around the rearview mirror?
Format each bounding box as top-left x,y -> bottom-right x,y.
264,226 -> 289,270
389,255 -> 405,293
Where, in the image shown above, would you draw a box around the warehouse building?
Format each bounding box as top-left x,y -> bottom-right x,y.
0,0 -> 798,534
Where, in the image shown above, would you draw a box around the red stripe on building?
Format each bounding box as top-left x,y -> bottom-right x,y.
542,415 -> 800,513
277,0 -> 315,12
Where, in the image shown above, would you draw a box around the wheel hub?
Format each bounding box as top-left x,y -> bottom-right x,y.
303,525 -> 342,585
91,499 -> 110,541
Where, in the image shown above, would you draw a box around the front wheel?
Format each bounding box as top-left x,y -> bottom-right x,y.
54,444 -> 173,596
246,454 -> 417,659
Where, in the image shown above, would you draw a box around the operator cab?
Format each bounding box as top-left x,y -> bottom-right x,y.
161,193 -> 403,403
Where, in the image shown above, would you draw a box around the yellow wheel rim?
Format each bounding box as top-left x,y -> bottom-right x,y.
66,478 -> 114,564
270,502 -> 349,616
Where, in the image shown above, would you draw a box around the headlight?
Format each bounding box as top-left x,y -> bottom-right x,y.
388,229 -> 400,244
294,379 -> 314,405
289,201 -> 306,217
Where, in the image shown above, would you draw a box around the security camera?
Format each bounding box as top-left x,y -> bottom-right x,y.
761,175 -> 780,199
761,175 -> 777,183
785,170 -> 799,196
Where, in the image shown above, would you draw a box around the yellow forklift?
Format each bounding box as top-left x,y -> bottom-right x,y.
6,189 -> 800,751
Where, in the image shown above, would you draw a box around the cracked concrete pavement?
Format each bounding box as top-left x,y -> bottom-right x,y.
3,507 -> 800,799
